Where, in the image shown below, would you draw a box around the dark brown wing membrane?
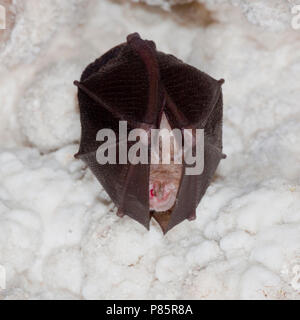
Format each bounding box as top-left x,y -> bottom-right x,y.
75,34 -> 163,229
157,51 -> 222,129
75,33 -> 225,233
165,94 -> 224,233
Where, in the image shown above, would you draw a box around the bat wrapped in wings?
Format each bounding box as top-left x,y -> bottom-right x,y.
74,33 -> 225,234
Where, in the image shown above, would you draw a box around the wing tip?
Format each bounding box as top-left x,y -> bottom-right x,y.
218,78 -> 225,86
116,208 -> 125,218
187,211 -> 197,221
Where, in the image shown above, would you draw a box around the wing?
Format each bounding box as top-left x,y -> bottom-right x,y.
75,33 -> 164,229
75,33 -> 225,233
155,52 -> 225,233
165,94 -> 224,233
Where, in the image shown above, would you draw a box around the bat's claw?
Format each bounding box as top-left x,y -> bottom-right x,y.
188,211 -> 196,221
117,208 -> 125,218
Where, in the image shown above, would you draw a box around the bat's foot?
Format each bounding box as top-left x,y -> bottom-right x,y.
117,208 -> 125,218
188,211 -> 196,221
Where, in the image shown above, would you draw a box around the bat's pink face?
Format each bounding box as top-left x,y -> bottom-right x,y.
149,113 -> 183,212
149,164 -> 182,211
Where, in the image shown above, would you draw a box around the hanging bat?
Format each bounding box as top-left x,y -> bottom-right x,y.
74,33 -> 225,234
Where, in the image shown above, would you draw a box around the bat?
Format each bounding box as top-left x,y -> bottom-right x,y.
74,33 -> 225,234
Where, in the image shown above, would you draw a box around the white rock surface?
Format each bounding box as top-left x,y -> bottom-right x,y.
0,0 -> 86,67
18,61 -> 81,152
132,0 -> 300,31
0,0 -> 299,300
